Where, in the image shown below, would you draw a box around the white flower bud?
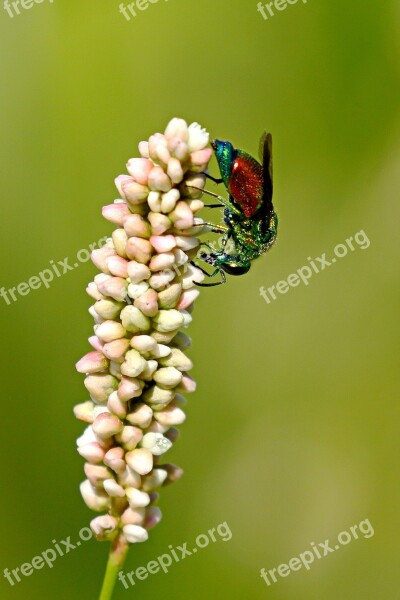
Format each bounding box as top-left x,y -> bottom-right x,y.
153,309 -> 184,332
188,122 -> 209,151
141,469 -> 168,492
80,480 -> 110,512
125,448 -> 153,476
123,524 -> 149,543
120,306 -> 151,333
153,366 -> 182,388
141,432 -> 173,456
103,478 -> 126,497
159,348 -> 193,371
90,515 -> 118,540
121,349 -> 147,378
125,403 -> 153,428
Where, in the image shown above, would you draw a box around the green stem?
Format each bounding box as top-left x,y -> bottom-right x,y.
99,534 -> 129,600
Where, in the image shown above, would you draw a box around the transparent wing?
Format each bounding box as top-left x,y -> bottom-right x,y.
259,131 -> 273,213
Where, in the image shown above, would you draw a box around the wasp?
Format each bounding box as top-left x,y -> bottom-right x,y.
192,132 -> 278,286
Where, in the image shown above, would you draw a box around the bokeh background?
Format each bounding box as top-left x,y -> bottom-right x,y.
0,0 -> 399,598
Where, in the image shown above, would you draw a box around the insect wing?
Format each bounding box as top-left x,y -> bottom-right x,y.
259,131 -> 273,213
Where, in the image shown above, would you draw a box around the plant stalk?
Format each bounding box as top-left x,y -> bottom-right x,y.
99,534 -> 129,600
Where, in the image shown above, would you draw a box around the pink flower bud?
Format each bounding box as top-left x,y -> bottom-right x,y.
150,234 -> 176,253
91,246 -> 116,273
73,400 -> 95,423
126,237 -> 153,264
117,376 -> 143,402
149,252 -> 175,271
103,447 -> 126,473
125,403 -> 153,428
168,137 -> 189,161
80,480 -> 110,512
126,260 -> 151,283
86,282 -> 105,301
95,320 -> 126,343
102,338 -> 130,362
177,288 -> 200,310
123,213 -> 151,238
176,373 -> 197,393
116,426 -> 143,451
77,442 -> 106,464
107,390 -> 127,419
102,202 -> 131,225
167,158 -> 184,184
126,449 -> 153,476
190,148 -> 213,168
138,141 -> 149,158
96,276 -> 128,302
134,288 -> 159,317
121,507 -> 145,526
157,283 -> 183,309
126,158 -> 153,185
148,166 -> 172,193
169,201 -> 194,230
84,373 -> 118,404
116,175 -> 149,205
103,478 -> 126,498
105,256 -> 129,278
148,133 -> 166,161
92,412 -> 123,438
148,212 -> 171,236
84,463 -> 114,487
76,351 -> 109,374
154,403 -> 186,426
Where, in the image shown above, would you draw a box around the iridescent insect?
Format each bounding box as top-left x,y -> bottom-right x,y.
192,132 -> 278,286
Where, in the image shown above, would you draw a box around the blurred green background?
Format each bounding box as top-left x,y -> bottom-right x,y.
0,0 -> 399,598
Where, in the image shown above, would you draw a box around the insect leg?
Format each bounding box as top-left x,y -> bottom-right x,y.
191,221 -> 229,234
190,260 -> 214,277
187,186 -> 242,215
202,173 -> 224,184
206,223 -> 228,234
194,269 -> 226,287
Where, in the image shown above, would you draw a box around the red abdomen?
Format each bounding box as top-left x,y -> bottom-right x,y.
228,153 -> 263,218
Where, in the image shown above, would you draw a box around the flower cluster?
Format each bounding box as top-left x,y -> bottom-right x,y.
74,118 -> 212,544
